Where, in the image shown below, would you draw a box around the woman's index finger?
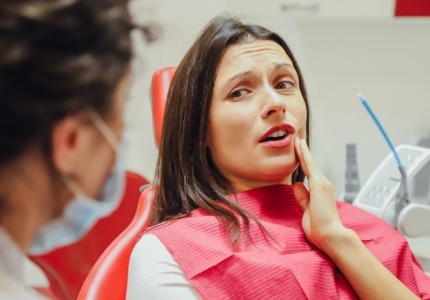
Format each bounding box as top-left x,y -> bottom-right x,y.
299,139 -> 322,179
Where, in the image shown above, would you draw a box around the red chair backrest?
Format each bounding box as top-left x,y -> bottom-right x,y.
151,67 -> 176,147
71,67 -> 176,299
77,185 -> 154,300
30,171 -> 148,300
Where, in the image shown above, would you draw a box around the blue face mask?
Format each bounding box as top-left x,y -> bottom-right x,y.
29,111 -> 127,255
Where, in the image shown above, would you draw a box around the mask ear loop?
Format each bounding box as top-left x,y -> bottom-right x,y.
62,110 -> 119,198
63,175 -> 86,197
87,110 -> 119,152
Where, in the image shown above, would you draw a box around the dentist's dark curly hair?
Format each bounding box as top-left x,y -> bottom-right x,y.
0,0 -> 133,167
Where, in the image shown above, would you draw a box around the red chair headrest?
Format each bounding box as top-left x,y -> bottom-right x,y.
151,67 -> 176,147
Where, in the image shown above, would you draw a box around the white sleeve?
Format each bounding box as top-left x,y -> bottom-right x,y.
126,233 -> 202,300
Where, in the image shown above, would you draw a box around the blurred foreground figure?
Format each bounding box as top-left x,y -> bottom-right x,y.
0,0 -> 134,298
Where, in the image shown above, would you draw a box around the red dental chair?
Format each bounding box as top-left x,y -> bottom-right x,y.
75,67 -> 176,299
150,66 -> 176,147
77,185 -> 155,299
29,171 -> 149,299
30,67 -> 175,300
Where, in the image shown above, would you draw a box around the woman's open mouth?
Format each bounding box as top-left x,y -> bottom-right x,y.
259,125 -> 295,148
261,129 -> 289,142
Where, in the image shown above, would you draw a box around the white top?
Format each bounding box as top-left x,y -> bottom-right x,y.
126,233 -> 201,299
0,227 -> 48,299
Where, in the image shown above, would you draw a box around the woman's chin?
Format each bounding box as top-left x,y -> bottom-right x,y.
258,171 -> 294,186
264,162 -> 298,178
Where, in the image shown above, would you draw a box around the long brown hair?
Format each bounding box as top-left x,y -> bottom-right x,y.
152,15 -> 311,244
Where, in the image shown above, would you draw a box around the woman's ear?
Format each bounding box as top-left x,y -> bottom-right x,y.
51,115 -> 85,174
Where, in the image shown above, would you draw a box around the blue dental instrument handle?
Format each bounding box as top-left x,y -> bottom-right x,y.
357,93 -> 402,167
357,92 -> 409,228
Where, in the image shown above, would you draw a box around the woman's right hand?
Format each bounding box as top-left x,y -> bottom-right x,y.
292,137 -> 351,252
292,137 -> 421,300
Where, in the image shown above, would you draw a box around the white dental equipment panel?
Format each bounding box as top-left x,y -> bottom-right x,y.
354,145 -> 430,223
353,144 -> 430,275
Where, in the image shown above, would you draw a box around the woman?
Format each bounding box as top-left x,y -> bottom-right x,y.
127,15 -> 430,299
0,0 -> 134,298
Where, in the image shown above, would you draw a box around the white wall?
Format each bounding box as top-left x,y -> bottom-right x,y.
124,0 -> 225,181
126,0 -> 430,197
274,18 -> 430,196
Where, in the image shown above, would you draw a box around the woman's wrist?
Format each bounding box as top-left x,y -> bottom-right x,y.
319,226 -> 360,260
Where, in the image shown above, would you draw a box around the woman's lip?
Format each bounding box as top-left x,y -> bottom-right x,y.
259,124 -> 295,143
260,133 -> 294,148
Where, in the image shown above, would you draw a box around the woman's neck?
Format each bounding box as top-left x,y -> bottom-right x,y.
231,177 -> 293,194
230,184 -> 300,223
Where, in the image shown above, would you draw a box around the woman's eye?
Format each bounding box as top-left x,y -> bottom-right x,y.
228,88 -> 248,99
275,80 -> 294,90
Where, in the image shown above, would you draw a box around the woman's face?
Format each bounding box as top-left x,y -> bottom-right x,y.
207,40 -> 307,192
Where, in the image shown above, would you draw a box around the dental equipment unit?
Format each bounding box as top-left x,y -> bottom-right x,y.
351,93 -> 430,275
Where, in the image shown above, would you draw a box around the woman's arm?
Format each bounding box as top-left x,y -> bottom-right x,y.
126,234 -> 201,300
293,137 -> 420,300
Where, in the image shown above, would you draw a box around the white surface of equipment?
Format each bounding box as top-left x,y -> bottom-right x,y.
353,144 -> 430,275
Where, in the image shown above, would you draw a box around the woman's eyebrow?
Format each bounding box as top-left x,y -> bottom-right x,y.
274,63 -> 295,71
224,63 -> 295,85
227,70 -> 252,83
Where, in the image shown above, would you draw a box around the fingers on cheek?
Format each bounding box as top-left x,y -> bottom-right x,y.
299,148 -> 312,165
295,143 -> 304,164
300,138 -> 309,151
294,138 -> 301,155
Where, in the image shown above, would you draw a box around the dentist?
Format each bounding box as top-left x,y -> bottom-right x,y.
0,0 -> 134,298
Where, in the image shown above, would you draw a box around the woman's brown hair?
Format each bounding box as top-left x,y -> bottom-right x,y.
152,14 -> 311,244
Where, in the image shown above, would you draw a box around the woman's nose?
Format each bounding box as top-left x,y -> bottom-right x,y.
261,88 -> 286,119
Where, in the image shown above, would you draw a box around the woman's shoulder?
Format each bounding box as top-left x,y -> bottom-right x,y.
131,233 -> 170,258
129,234 -> 178,276
129,233 -> 173,277
146,208 -> 222,237
127,234 -> 201,299
129,233 -> 187,284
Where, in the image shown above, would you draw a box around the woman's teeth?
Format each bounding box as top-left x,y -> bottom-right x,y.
264,129 -> 288,141
268,129 -> 287,138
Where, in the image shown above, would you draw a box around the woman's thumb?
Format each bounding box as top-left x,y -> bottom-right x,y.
293,182 -> 310,212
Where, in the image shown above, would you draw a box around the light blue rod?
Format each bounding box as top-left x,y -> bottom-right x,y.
357,93 -> 402,167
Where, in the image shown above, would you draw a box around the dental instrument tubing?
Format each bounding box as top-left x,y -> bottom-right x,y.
357,93 -> 402,167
